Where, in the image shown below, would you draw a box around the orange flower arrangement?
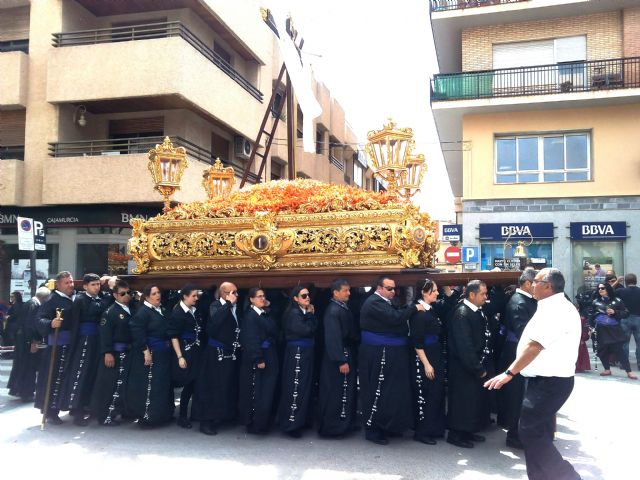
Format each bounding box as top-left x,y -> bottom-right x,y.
169,179 -> 402,218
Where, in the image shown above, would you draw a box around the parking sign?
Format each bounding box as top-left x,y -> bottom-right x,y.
462,246 -> 479,264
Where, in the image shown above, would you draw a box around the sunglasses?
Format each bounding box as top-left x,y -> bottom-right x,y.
118,290 -> 132,296
598,286 -> 607,291
299,293 -> 310,299
384,286 -> 396,292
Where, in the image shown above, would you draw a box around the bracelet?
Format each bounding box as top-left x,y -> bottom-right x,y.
505,369 -> 516,377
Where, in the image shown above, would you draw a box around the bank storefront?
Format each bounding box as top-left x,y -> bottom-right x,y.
0,205 -> 160,300
478,222 -> 554,271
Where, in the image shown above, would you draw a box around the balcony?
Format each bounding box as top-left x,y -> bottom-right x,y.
432,57 -> 640,101
430,0 -> 528,12
43,136 -> 259,205
0,151 -> 24,205
0,50 -> 28,107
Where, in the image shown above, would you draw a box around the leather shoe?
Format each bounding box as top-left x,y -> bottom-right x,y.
46,414 -> 63,425
199,422 -> 217,436
468,433 -> 485,442
506,437 -> 524,450
177,417 -> 192,429
446,436 -> 474,449
414,435 -> 437,445
366,435 -> 389,445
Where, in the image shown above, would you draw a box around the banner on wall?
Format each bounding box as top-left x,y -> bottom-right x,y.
10,259 -> 50,301
581,257 -> 612,291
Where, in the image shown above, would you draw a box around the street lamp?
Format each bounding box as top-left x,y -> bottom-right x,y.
147,136 -> 188,212
365,119 -> 426,200
203,158 -> 235,200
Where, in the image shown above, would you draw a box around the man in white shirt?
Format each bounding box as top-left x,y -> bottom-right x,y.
485,268 -> 581,480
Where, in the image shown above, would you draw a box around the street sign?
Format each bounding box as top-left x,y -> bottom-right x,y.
34,220 -> 46,251
17,216 -> 34,251
462,246 -> 479,263
442,224 -> 462,242
444,246 -> 462,264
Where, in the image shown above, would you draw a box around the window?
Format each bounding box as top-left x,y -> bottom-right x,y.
213,42 -> 232,65
353,161 -> 364,188
495,132 -> 590,184
271,161 -> 283,181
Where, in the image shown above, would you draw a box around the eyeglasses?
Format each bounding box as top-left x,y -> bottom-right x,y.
299,293 -> 310,299
384,286 -> 396,292
533,280 -> 548,286
598,286 -> 607,291
118,290 -> 132,296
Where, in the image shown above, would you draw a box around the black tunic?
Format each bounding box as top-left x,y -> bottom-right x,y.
60,292 -> 107,412
194,300 -> 241,423
90,302 -> 133,423
447,301 -> 491,433
8,298 -> 43,400
166,303 -> 203,387
497,291 -> 537,430
590,297 -> 628,348
238,307 -> 279,432
318,300 -> 358,436
277,306 -> 318,432
358,294 -> 414,434
126,304 -> 174,425
409,306 -> 446,438
34,291 -> 74,414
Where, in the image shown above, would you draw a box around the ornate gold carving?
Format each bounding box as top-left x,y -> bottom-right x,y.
202,158 -> 235,200
147,137 -> 188,212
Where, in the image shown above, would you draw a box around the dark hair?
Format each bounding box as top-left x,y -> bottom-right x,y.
290,285 -> 308,300
539,268 -> 565,294
330,278 -> 350,295
376,275 -> 393,288
11,291 -> 23,304
247,287 -> 264,300
605,273 -> 617,283
465,280 -> 486,297
415,279 -> 436,302
598,282 -> 615,299
56,271 -> 72,281
142,284 -> 160,300
82,273 -> 101,284
625,273 -> 637,286
180,283 -> 199,299
114,280 -> 129,292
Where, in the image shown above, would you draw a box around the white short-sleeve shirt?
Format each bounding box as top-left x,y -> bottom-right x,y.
517,292 -> 581,378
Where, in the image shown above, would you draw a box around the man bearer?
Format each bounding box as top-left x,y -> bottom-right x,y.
485,268 -> 582,480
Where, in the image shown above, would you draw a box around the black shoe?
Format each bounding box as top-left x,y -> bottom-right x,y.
199,422 -> 217,436
414,435 -> 437,445
46,414 -> 63,425
177,417 -> 192,429
506,436 -> 524,450
73,416 -> 89,427
286,429 -> 302,438
366,435 -> 389,445
468,433 -> 486,443
446,436 -> 474,449
138,419 -> 154,430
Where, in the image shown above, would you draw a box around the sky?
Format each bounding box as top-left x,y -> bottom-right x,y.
272,0 -> 455,221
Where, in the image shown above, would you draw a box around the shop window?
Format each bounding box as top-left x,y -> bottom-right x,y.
0,242 -> 59,300
77,243 -> 130,277
572,241 -> 623,297
480,242 -> 553,271
496,132 -> 590,184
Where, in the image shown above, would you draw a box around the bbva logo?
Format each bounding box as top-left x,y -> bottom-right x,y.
582,224 -> 615,236
501,225 -> 531,236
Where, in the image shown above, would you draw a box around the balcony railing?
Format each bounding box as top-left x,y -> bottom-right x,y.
48,135 -> 260,183
432,57 -> 640,101
430,0 -> 528,12
0,39 -> 29,54
329,155 -> 345,171
0,145 -> 25,160
52,22 -> 263,102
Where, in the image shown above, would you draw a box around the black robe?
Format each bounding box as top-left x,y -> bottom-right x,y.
60,292 -> 107,412
318,300 -> 358,436
409,306 -> 446,438
90,302 -> 133,423
359,294 -> 414,434
238,307 -> 279,432
195,299 -> 241,423
8,298 -> 43,400
167,303 -> 203,387
126,304 -> 174,425
34,291 -> 74,415
277,306 -> 318,432
447,301 -> 491,433
497,291 -> 537,430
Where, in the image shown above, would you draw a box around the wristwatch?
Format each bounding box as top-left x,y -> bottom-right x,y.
505,369 -> 516,377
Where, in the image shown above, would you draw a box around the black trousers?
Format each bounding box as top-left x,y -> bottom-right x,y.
598,343 -> 631,372
519,376 -> 581,480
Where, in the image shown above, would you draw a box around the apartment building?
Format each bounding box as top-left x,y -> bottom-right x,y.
430,0 -> 640,295
0,0 -> 370,297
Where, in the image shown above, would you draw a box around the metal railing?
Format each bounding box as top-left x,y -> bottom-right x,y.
430,0 -> 529,12
48,135 -> 260,183
0,39 -> 29,54
51,21 -> 263,101
0,146 -> 25,160
432,57 -> 640,101
329,155 -> 345,171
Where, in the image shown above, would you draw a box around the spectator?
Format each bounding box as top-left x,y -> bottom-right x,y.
617,273 -> 640,369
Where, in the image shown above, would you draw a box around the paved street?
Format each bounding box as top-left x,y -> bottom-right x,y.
0,356 -> 636,480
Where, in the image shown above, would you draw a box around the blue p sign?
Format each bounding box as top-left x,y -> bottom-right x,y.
463,246 -> 479,263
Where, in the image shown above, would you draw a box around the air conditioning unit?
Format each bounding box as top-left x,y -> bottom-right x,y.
234,136 -> 252,160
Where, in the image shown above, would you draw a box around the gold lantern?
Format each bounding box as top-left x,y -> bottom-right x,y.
365,119 -> 426,200
147,136 -> 188,212
203,158 -> 235,200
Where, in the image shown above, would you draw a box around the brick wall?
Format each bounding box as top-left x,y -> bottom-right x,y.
623,7 -> 640,57
462,11 -> 623,71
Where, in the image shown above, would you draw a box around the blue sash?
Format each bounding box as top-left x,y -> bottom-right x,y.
287,338 -> 314,348
113,342 -> 129,352
181,332 -> 197,342
208,338 -> 232,351
48,330 -> 71,346
505,330 -> 519,343
423,334 -> 439,346
595,313 -> 619,327
79,322 -> 99,336
361,330 -> 408,347
147,336 -> 170,352
260,339 -> 273,349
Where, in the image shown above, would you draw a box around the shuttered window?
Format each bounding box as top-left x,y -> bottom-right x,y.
108,117 -> 164,136
0,110 -> 26,145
